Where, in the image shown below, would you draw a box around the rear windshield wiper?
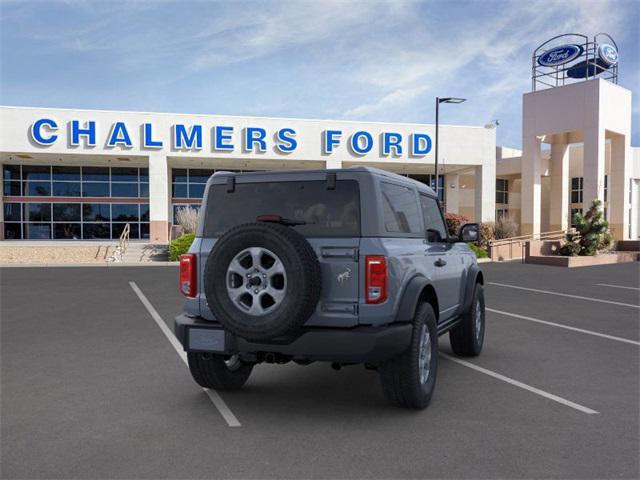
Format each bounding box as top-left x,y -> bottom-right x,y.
256,214 -> 307,226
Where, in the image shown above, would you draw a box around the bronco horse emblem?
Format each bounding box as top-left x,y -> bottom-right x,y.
337,267 -> 351,284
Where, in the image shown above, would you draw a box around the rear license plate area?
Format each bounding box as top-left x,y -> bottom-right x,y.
188,328 -> 226,352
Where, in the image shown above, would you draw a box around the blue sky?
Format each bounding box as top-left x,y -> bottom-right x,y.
1,0 -> 638,148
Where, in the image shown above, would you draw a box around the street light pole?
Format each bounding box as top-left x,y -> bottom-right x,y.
434,96 -> 466,202
435,97 -> 440,199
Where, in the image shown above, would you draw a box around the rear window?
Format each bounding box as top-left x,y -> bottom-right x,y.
203,180 -> 360,237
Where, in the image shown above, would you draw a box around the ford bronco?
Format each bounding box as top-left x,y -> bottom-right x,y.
175,167 -> 485,409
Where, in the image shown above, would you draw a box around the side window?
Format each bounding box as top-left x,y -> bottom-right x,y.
420,194 -> 447,242
380,182 -> 422,234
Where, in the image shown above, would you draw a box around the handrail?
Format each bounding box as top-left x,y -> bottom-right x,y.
106,223 -> 131,262
119,223 -> 131,254
489,229 -> 570,247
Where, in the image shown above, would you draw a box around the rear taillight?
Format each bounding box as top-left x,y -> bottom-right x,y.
365,255 -> 387,304
179,254 -> 197,297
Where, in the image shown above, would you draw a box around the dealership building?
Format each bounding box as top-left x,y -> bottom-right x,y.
0,106 -> 498,243
0,34 -> 638,245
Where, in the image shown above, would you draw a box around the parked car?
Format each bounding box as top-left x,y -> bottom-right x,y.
175,167 -> 485,408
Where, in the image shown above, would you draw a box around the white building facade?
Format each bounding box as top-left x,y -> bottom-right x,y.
0,106 -> 496,243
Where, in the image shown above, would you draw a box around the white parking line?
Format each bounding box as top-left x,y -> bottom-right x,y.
487,308 -> 640,346
440,353 -> 599,415
596,283 -> 640,291
129,281 -> 241,427
488,282 -> 640,309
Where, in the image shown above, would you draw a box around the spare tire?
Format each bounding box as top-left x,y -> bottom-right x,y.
204,222 -> 321,341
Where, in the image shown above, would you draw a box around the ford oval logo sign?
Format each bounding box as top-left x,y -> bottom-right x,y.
598,44 -> 618,66
538,44 -> 583,67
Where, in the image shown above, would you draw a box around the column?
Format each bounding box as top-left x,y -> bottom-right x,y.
609,134 -> 631,240
521,135 -> 542,236
0,172 -> 4,240
325,158 -> 342,169
582,126 -> 605,211
445,173 -> 459,214
148,153 -> 170,244
474,162 -> 495,223
549,134 -> 570,231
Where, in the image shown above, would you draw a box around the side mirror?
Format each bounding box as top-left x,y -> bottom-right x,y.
459,223 -> 479,243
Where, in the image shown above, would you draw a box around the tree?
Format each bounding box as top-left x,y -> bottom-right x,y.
560,199 -> 613,256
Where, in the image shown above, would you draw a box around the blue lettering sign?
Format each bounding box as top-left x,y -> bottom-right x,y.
382,132 -> 403,156
71,120 -> 96,147
323,130 -> 342,154
350,131 -> 373,155
30,118 -> 58,145
244,127 -> 267,152
214,126 -> 234,151
173,124 -> 202,150
143,123 -> 163,148
107,122 -> 132,148
411,133 -> 432,156
275,128 -> 297,153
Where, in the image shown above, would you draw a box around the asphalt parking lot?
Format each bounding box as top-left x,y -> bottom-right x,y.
1,261 -> 639,479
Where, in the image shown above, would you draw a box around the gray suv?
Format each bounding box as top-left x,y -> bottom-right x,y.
175,167 -> 485,409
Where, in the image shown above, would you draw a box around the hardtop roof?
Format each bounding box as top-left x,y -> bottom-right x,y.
209,166 -> 437,196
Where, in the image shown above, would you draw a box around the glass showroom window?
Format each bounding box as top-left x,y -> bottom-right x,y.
172,204 -> 201,225
2,164 -> 148,199
406,174 -> 445,202
570,177 -> 583,203
496,179 -> 508,204
171,168 -> 216,199
2,164 -> 150,239
3,201 -> 149,240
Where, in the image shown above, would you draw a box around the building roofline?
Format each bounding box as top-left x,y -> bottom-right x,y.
0,104 -> 489,130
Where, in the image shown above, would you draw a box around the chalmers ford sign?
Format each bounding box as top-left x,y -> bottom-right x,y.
29,118 -> 434,157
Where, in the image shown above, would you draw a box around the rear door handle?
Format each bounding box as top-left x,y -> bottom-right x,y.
434,258 -> 447,267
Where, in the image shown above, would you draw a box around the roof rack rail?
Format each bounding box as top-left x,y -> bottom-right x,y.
326,172 -> 336,190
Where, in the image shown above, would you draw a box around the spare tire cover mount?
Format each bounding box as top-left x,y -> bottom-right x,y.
226,246 -> 287,316
204,222 -> 322,342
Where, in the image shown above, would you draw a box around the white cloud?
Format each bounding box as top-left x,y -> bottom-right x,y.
339,0 -> 629,121
2,0 -> 635,147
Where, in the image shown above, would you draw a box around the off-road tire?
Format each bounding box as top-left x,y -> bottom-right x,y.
204,222 -> 321,342
449,283 -> 485,356
187,352 -> 253,390
378,303 -> 438,409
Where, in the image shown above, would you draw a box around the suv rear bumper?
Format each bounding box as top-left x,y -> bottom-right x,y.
175,314 -> 411,363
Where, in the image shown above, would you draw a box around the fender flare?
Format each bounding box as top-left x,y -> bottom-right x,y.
458,264 -> 484,315
395,276 -> 432,323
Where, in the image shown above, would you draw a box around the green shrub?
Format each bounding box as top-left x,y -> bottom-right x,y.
559,241 -> 580,256
560,199 -> 613,256
467,242 -> 488,258
169,233 -> 195,261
